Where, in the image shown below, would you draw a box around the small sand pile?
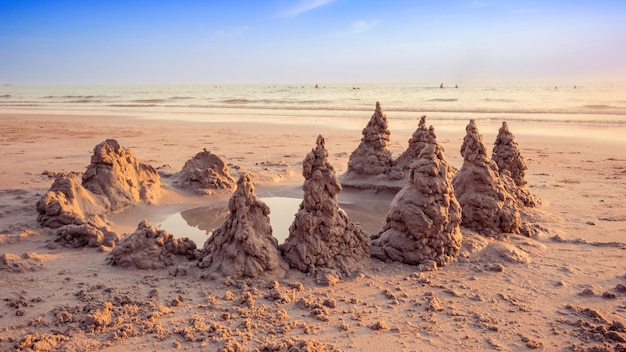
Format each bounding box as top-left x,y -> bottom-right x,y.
372,127 -> 462,270
82,139 -> 162,211
452,120 -> 521,237
281,135 -> 370,278
109,220 -> 197,270
492,122 -> 539,207
341,102 -> 403,190
173,149 -> 236,195
35,174 -> 120,247
36,139 -> 163,247
198,173 -> 288,279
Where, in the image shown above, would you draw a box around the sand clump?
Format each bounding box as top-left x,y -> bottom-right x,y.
280,135 -> 370,279
173,149 -> 236,195
492,122 -> 539,207
198,173 -> 288,279
340,102 -> 403,190
371,127 -> 463,270
109,220 -> 197,270
452,120 -> 522,237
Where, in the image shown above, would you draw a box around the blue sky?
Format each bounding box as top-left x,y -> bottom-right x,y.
1,0 -> 624,85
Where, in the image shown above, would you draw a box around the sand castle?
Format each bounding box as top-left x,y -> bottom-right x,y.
340,102 -> 403,190
372,127 -> 462,270
109,220 -> 197,270
36,139 -> 163,247
173,150 -> 236,194
198,173 -> 288,279
281,135 -> 370,279
492,122 -> 539,207
452,120 -> 521,237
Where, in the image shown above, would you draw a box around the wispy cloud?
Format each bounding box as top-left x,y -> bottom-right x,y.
277,0 -> 336,18
213,25 -> 249,38
334,20 -> 380,36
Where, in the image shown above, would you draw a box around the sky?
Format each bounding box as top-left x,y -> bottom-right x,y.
0,0 -> 625,85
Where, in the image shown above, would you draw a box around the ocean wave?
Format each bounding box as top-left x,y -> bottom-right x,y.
428,98 -> 459,102
132,99 -> 166,103
107,104 -> 158,107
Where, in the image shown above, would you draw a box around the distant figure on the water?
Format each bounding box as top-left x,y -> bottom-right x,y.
554,86 -> 558,90
574,85 -> 577,89
315,84 -> 319,88
455,84 -> 459,88
440,83 -> 444,89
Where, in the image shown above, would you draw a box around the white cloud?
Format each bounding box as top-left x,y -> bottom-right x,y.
277,0 -> 336,18
334,20 -> 380,36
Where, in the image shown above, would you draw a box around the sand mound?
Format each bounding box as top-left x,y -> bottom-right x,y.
198,173 -> 288,279
109,220 -> 197,270
36,174 -> 105,229
35,174 -> 120,247
371,127 -> 462,270
281,135 -> 370,278
452,120 -> 521,237
173,150 -> 236,194
340,102 -> 403,190
82,139 -> 162,211
0,252 -> 46,273
36,139 -> 162,248
492,122 -> 539,207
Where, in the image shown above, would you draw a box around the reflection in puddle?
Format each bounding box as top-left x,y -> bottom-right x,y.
262,197 -> 302,244
157,197 -> 302,247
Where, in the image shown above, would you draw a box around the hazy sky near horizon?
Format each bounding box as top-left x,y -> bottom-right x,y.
1,0 -> 625,85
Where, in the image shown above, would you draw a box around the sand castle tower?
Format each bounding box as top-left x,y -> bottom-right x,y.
198,173 -> 287,279
340,102 -> 400,188
109,220 -> 197,270
492,122 -> 539,207
174,150 -> 236,195
82,139 -> 162,211
280,135 -> 370,278
393,115 -> 429,173
372,127 -> 462,270
452,120 -> 521,237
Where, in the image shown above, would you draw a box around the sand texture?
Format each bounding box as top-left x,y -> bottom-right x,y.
371,127 -> 462,270
198,173 -> 288,279
281,135 -> 370,280
1,111 -> 626,351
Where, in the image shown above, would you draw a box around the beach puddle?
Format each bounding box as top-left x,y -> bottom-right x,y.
157,197 -> 302,246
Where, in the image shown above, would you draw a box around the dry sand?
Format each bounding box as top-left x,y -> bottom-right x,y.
1,111 -> 626,351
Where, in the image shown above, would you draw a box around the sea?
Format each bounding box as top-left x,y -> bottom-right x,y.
2,83 -> 626,136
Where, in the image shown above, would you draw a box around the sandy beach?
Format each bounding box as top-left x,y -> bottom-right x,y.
1,110 -> 625,351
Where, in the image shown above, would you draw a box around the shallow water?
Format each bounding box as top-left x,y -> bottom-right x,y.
158,197 -> 302,247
